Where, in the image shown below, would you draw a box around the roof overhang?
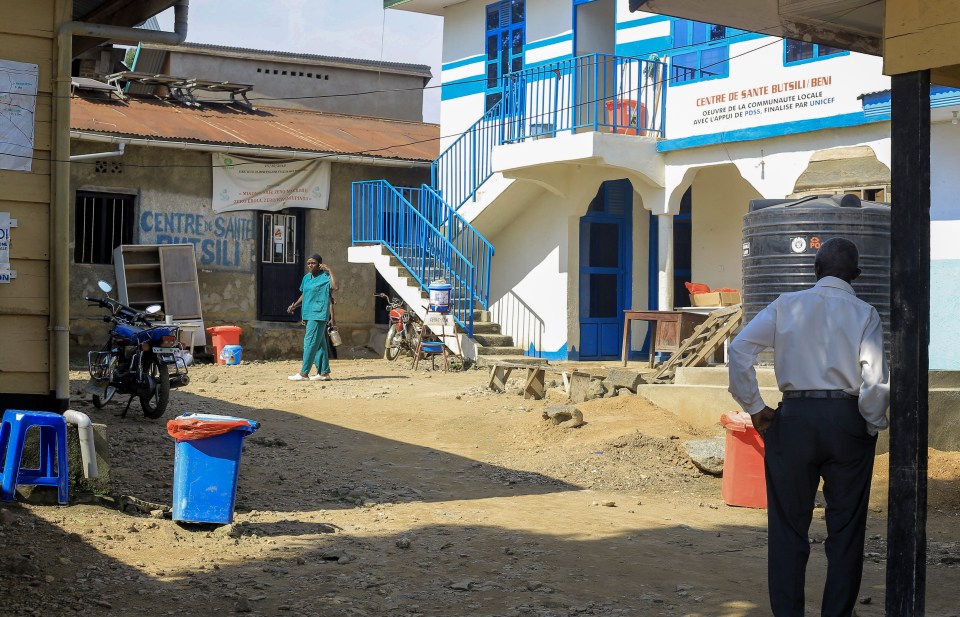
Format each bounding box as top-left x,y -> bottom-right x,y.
633,0 -> 882,55
633,0 -> 960,87
72,0 -> 180,56
384,0 -> 467,16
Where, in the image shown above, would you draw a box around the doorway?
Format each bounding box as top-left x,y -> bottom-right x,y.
573,0 -> 616,129
579,179 -> 632,359
257,210 -> 305,322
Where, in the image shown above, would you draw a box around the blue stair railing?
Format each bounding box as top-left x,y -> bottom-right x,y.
416,184 -> 493,312
352,180 -> 477,336
430,99 -> 505,212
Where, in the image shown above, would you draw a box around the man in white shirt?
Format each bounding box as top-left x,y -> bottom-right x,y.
728,237 -> 889,617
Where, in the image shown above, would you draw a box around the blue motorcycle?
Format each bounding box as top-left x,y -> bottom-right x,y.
85,281 -> 190,419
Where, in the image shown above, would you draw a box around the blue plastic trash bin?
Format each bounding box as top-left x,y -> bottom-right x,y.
171,413 -> 259,524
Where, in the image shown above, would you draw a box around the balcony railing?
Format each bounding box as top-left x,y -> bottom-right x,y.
432,53 -> 668,211
501,53 -> 668,142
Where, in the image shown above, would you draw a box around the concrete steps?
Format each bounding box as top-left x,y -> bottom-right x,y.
349,244 -> 522,361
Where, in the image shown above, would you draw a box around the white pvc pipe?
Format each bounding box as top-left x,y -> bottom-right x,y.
63,410 -> 99,479
70,142 -> 124,161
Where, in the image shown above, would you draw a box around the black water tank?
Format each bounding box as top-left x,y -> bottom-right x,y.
741,194 -> 891,344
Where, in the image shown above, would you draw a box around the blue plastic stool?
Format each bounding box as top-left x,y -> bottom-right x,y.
0,410 -> 69,504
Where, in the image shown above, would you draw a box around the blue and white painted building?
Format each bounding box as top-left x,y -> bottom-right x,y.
351,0 -> 960,367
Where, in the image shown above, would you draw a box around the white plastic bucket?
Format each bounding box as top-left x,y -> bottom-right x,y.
428,281 -> 452,313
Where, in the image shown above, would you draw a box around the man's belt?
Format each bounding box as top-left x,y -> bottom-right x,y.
782,390 -> 857,400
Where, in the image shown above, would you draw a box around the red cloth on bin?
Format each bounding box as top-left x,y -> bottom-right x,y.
167,418 -> 250,442
712,287 -> 739,293
720,410 -> 753,432
684,281 -> 711,295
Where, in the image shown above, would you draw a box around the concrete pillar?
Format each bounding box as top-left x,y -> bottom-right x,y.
657,213 -> 674,310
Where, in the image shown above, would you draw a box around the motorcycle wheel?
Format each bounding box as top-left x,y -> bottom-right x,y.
92,386 -> 117,408
384,324 -> 402,361
408,321 -> 423,352
139,360 -> 170,419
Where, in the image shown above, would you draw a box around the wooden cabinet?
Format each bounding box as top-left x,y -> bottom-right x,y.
114,244 -> 205,348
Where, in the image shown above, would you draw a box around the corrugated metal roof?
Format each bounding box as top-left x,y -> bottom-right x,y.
144,42 -> 433,79
70,95 -> 439,162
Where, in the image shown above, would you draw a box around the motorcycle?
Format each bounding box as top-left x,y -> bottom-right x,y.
375,293 -> 422,361
85,281 -> 190,419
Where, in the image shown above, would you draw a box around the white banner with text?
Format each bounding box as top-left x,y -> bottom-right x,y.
212,153 -> 331,213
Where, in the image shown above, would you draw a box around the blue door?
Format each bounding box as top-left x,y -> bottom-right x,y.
579,180 -> 632,359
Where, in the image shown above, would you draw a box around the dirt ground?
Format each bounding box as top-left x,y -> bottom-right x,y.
1,358 -> 959,616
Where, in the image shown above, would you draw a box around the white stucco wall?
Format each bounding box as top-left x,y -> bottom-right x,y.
488,175 -> 650,359
930,118 -> 960,369
688,165 -> 760,292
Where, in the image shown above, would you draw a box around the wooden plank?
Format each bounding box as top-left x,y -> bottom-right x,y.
0,259 -> 50,314
0,4 -> 55,37
0,203 -> 50,260
523,367 -> 545,400
0,315 -> 50,373
488,365 -> 513,394
885,0 -> 960,75
0,167 -> 51,204
159,245 -> 202,319
0,372 -> 50,395
885,70 -> 930,617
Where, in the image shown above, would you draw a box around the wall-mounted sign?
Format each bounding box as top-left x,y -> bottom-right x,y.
0,212 -> 18,283
212,153 -> 331,213
0,59 -> 39,172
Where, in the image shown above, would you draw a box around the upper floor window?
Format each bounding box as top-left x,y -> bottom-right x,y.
484,0 -> 525,111
670,19 -> 729,85
784,39 -> 847,65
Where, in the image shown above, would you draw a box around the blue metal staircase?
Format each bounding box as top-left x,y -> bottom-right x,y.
351,181 -> 492,336
351,53 -> 667,339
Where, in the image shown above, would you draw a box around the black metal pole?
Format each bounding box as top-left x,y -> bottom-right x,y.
886,70 -> 930,616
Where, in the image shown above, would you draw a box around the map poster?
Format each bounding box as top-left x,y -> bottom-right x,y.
0,59 -> 39,172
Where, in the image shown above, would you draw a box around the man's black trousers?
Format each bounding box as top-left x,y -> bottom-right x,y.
763,397 -> 878,617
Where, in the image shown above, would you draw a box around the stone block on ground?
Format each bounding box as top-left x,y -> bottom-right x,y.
683,438 -> 725,475
585,379 -> 607,401
567,371 -> 592,403
543,405 -> 584,428
603,369 -> 646,393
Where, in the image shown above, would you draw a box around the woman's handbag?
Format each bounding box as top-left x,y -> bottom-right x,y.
327,325 -> 343,347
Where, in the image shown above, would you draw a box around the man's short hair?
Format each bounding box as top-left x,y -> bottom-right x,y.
308,253 -> 323,263
815,238 -> 860,281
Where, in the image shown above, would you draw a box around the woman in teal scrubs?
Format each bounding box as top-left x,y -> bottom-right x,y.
287,254 -> 338,381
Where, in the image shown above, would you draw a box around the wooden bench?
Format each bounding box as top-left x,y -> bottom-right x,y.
487,362 -> 591,401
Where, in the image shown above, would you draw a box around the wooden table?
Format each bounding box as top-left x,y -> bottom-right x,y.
620,310 -> 709,367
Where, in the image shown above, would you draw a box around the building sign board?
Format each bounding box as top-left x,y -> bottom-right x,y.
667,43 -> 889,140
212,153 -> 331,213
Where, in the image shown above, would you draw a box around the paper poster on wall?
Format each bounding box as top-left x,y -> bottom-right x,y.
0,212 -> 17,283
212,153 -> 331,213
0,59 -> 39,172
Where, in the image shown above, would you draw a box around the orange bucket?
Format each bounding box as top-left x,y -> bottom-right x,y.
720,414 -> 767,508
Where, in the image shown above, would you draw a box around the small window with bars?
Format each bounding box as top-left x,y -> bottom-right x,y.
74,191 -> 136,264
